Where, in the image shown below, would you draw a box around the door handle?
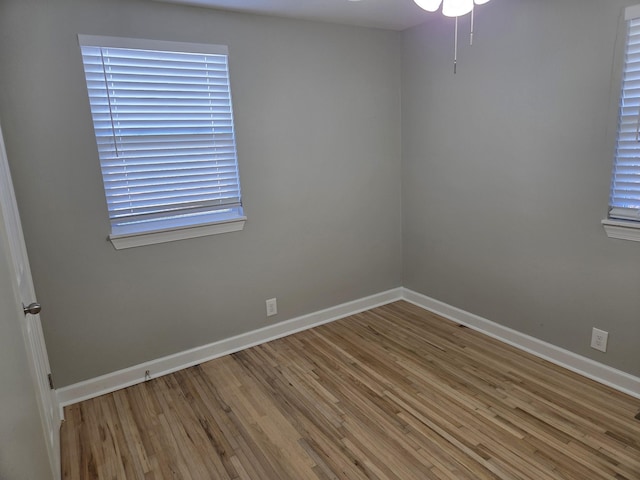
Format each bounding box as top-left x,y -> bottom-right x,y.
23,302 -> 41,315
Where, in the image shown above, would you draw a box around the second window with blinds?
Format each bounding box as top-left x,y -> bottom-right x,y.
603,6 -> 640,242
78,35 -> 245,249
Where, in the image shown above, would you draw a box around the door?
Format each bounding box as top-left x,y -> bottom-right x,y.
0,121 -> 60,479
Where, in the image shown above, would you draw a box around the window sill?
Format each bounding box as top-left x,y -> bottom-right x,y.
601,218 -> 640,242
109,213 -> 246,250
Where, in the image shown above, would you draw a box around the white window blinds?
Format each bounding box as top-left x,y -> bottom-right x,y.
611,12 -> 640,222
78,35 -> 242,235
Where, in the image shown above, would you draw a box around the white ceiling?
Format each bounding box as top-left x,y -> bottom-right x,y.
151,0 -> 431,31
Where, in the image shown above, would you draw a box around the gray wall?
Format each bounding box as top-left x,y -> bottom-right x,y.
2,0 -> 639,391
0,0 -> 402,387
0,206 -> 52,478
402,0 -> 640,375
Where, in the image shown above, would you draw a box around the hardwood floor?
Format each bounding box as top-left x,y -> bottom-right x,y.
61,301 -> 640,479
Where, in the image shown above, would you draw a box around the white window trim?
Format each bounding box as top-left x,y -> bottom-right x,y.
603,206 -> 640,241
627,4 -> 640,20
602,218 -> 640,242
110,215 -> 246,250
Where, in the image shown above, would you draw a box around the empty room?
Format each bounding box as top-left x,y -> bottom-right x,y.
0,0 -> 639,478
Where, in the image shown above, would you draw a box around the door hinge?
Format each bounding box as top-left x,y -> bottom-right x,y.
47,373 -> 54,390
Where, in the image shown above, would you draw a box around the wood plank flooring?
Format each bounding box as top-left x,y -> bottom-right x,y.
60,301 -> 640,479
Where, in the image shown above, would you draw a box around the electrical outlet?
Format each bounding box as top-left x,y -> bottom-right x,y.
590,328 -> 608,353
266,298 -> 278,317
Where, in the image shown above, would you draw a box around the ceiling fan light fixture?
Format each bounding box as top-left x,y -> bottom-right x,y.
413,0 -> 443,12
442,0 -> 473,17
413,0 -> 491,74
413,0 -> 490,14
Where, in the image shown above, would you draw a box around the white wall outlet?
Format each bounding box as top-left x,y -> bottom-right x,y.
266,298 -> 278,317
590,328 -> 608,353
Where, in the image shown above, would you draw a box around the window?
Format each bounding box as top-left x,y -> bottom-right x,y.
78,35 -> 245,249
603,6 -> 640,241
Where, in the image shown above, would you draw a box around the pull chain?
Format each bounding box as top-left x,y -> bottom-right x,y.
454,16 -> 458,74
470,7 -> 475,45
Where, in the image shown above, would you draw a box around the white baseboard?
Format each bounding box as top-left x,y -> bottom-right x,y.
402,288 -> 640,400
56,288 -> 404,415
57,286 -> 640,418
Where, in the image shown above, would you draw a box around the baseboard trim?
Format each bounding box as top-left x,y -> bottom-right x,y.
57,286 -> 640,416
56,288 -> 404,415
402,288 -> 640,400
